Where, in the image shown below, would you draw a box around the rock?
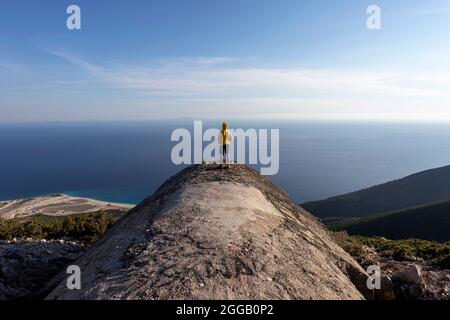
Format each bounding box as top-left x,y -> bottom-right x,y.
47,164 -> 368,300
390,265 -> 426,300
392,265 -> 423,286
405,284 -> 423,299
0,240 -> 85,300
368,275 -> 397,300
338,233 -> 448,300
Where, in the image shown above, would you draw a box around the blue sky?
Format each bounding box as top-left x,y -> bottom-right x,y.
1,0 -> 450,122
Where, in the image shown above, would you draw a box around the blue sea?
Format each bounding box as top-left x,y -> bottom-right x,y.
1,120 -> 450,204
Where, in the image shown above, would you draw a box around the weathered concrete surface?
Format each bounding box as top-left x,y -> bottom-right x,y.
47,164 -> 368,300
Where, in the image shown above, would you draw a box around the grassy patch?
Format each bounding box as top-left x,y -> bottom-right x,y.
0,210 -> 123,245
331,231 -> 450,269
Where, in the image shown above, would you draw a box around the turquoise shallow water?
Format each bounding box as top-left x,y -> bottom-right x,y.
1,120 -> 450,204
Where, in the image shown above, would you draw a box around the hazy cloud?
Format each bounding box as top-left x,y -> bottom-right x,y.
9,50 -> 450,122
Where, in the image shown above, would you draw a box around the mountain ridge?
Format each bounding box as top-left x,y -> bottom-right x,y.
334,200 -> 450,242
302,165 -> 450,218
46,164 -> 369,300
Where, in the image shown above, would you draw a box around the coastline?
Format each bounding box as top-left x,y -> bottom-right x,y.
0,194 -> 134,220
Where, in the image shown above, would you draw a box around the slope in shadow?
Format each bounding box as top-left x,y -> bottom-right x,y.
303,165 -> 450,218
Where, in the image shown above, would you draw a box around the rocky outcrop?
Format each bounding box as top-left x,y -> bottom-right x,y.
356,246 -> 449,300
0,239 -> 85,300
47,164 -> 369,300
392,265 -> 423,286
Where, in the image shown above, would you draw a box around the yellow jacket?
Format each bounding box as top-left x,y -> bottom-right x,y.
220,122 -> 233,145
220,129 -> 232,145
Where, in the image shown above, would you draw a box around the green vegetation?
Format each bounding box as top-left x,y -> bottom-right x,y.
331,200 -> 450,242
302,165 -> 450,243
303,165 -> 450,218
0,210 -> 123,245
332,231 -> 450,269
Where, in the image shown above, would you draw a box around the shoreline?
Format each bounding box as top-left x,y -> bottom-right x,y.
0,193 -> 138,206
54,193 -> 137,208
0,193 -> 134,220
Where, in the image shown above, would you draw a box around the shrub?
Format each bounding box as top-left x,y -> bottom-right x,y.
331,231 -> 364,257
435,254 -> 450,269
0,210 -> 122,245
331,231 -> 450,270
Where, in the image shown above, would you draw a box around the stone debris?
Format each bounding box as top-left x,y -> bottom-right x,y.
0,238 -> 85,300
357,245 -> 449,300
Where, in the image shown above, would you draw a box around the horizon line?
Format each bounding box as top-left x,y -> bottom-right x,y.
2,118 -> 450,125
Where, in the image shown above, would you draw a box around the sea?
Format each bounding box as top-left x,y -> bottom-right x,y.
1,120 -> 450,204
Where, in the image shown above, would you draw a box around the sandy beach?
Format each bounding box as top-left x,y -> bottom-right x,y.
0,194 -> 134,220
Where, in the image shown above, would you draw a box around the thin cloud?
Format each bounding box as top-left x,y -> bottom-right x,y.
401,5 -> 450,16
0,60 -> 28,74
38,50 -> 450,121
414,7 -> 450,15
47,51 -> 450,99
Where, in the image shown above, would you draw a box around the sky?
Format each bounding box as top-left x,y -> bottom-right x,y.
1,0 -> 450,122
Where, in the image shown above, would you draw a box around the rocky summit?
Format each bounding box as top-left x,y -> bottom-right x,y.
47,164 -> 370,300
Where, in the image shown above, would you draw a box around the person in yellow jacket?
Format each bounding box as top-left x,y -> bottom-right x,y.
219,122 -> 233,164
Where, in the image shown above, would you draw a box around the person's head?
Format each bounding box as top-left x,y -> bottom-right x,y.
222,122 -> 228,131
